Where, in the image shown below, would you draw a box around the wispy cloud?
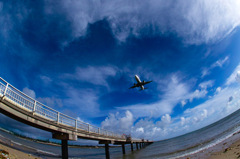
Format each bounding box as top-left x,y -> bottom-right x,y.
22,87 -> 36,99
38,97 -> 63,108
212,56 -> 229,68
55,0 -> 240,44
63,88 -> 101,118
201,56 -> 229,78
62,66 -> 117,87
39,75 -> 52,85
226,63 -> 240,85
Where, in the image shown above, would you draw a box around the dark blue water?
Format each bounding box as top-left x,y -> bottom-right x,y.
1,108 -> 240,159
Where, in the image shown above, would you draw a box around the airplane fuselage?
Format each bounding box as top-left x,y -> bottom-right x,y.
135,75 -> 144,90
135,75 -> 141,83
129,75 -> 152,90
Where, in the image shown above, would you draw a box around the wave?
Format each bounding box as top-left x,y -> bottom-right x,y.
36,149 -> 58,156
172,126 -> 240,159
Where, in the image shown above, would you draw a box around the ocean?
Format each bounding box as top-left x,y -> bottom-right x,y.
1,108 -> 240,159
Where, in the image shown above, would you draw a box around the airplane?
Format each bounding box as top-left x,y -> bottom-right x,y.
129,75 -> 152,90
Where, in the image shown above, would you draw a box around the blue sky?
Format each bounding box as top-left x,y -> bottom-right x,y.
1,0 -> 240,141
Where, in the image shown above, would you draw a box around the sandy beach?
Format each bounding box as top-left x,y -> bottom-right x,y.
180,131 -> 240,159
208,138 -> 240,159
0,143 -> 41,159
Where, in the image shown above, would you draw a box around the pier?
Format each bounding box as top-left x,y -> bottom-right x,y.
0,77 -> 153,159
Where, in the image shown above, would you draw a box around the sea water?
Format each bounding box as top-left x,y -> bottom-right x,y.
0,108 -> 240,159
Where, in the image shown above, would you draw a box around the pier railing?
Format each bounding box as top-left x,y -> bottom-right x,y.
0,77 -> 124,140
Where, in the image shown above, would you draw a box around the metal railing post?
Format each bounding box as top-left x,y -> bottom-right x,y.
75,119 -> 77,130
57,112 -> 60,123
88,124 -> 90,132
33,100 -> 36,112
98,128 -> 100,134
3,83 -> 9,96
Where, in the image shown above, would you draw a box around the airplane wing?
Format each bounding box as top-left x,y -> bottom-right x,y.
129,85 -> 138,89
143,81 -> 152,85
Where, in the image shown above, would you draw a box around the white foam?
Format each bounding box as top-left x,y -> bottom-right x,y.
11,141 -> 22,146
36,149 -> 58,156
171,126 -> 240,159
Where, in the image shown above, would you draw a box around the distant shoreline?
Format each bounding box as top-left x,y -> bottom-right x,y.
0,127 -> 119,149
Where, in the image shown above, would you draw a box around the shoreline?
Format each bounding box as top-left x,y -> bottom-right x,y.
179,130 -> 240,159
0,143 -> 42,159
0,128 -> 240,158
0,127 -> 109,149
1,136 -> 240,159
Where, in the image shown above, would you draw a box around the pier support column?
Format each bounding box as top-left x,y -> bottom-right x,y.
131,143 -> 133,151
99,140 -> 114,159
105,144 -> 110,159
122,144 -> 125,154
61,140 -> 68,159
140,143 -> 142,149
136,143 -> 138,150
52,133 -> 77,159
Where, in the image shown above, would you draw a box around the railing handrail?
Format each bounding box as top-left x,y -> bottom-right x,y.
0,77 -> 125,139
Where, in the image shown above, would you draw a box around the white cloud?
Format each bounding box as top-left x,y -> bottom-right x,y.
235,71 -> 240,83
178,80 -> 213,105
199,80 -> 214,89
189,89 -> 207,102
211,56 -> 229,68
101,110 -> 133,134
156,114 -> 172,128
201,68 -> 210,78
161,114 -> 171,124
201,56 -> 229,78
226,63 -> 240,85
40,75 -> 52,85
37,97 -> 63,108
64,88 -> 100,118
215,87 -> 222,94
180,117 -> 186,126
55,0 -> 240,44
136,127 -> 144,133
63,66 -> 117,87
22,87 -> 36,99
181,86 -> 240,129
181,100 -> 187,107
